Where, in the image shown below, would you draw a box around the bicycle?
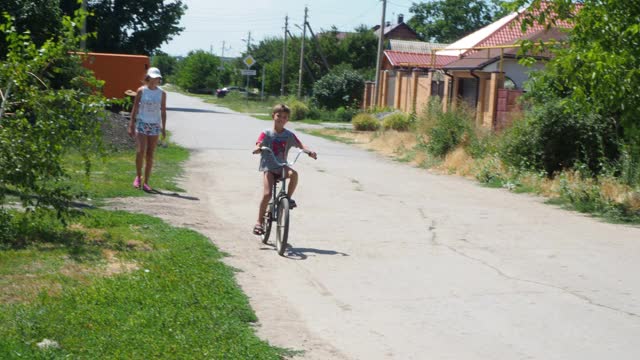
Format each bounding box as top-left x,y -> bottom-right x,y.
257,147 -> 311,256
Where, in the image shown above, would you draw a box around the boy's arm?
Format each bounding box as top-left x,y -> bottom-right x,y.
292,133 -> 317,159
253,132 -> 266,154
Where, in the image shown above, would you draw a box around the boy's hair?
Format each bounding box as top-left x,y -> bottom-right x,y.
272,103 -> 291,115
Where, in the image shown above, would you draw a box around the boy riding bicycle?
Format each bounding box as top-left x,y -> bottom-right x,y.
252,104 -> 317,235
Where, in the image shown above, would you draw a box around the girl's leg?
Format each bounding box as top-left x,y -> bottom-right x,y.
257,172 -> 275,225
143,135 -> 160,186
286,168 -> 298,198
135,133 -> 147,181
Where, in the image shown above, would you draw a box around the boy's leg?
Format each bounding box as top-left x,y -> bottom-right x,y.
144,135 -> 159,185
286,168 -> 298,198
257,171 -> 275,225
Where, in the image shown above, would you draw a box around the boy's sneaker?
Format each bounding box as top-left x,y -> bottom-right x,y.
289,199 -> 297,209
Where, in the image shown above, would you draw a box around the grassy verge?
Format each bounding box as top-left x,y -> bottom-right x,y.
64,140 -> 189,202
0,209 -> 284,358
308,127 -> 640,224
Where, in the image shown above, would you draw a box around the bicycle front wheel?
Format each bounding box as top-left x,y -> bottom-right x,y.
261,208 -> 272,244
275,197 -> 290,256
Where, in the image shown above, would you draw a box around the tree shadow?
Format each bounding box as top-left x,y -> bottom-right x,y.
166,107 -> 230,114
145,189 -> 199,201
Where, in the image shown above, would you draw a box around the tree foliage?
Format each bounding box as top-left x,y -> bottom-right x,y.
508,0 -> 640,169
0,0 -> 63,57
408,0 -> 509,43
312,65 -> 365,110
245,25 -> 377,96
0,11 -> 105,212
61,0 -> 187,55
174,50 -> 222,93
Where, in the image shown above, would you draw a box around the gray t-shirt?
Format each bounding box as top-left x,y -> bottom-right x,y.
256,128 -> 302,171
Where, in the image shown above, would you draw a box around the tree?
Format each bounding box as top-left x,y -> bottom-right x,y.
312,65 -> 365,110
0,11 -> 105,213
151,52 -> 179,79
509,0 -> 640,172
61,0 -> 187,55
174,50 -> 222,93
0,0 -> 63,57
408,0 -> 509,43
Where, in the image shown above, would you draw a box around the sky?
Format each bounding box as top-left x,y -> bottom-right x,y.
160,0 -> 417,58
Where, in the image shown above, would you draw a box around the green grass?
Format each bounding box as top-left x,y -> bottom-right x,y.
64,142 -> 189,201
0,209 -> 285,359
300,129 -> 355,145
252,114 -> 273,121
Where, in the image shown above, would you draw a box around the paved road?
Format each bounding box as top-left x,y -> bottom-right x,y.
120,91 -> 640,359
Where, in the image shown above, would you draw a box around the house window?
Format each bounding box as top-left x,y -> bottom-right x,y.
504,76 -> 517,90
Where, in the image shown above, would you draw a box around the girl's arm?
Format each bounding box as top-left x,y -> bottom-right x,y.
128,88 -> 143,137
161,91 -> 167,140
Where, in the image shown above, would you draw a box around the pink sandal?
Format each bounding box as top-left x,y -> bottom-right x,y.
142,183 -> 153,192
133,176 -> 141,189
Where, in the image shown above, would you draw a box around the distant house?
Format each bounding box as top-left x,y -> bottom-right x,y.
364,5 -> 575,130
372,14 -> 418,41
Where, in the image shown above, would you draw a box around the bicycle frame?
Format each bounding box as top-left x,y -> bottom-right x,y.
260,147 -> 309,240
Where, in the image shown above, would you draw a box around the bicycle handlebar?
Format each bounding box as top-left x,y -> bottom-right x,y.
259,146 -> 310,167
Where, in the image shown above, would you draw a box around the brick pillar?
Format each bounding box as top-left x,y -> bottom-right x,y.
380,70 -> 389,107
442,74 -> 451,112
411,70 -> 420,113
425,71 -> 433,99
475,77 -> 486,126
487,72 -> 503,128
394,71 -> 404,109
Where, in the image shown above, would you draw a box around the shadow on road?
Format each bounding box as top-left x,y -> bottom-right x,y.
166,107 -> 230,114
258,244 -> 350,260
145,189 -> 200,201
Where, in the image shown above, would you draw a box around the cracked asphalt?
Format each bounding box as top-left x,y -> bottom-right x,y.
112,91 -> 640,360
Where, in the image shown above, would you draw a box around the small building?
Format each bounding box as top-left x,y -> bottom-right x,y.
372,14 -> 418,41
80,52 -> 150,98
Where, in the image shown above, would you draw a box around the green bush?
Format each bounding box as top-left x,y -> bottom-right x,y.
312,67 -> 364,109
499,100 -> 620,176
335,106 -> 357,122
352,113 -> 380,131
424,108 -> 473,158
289,100 -> 309,121
382,112 -> 412,131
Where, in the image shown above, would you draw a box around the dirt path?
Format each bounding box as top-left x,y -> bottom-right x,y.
109,92 -> 640,360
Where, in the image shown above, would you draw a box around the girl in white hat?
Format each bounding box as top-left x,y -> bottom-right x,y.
128,67 -> 166,191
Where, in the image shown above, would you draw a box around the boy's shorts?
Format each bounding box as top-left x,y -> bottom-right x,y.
136,121 -> 161,136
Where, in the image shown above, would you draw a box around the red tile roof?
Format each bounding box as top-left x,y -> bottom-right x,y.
473,9 -> 573,51
384,50 -> 458,69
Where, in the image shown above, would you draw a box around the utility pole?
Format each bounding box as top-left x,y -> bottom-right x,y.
221,41 -> 231,58
281,15 -> 288,96
245,31 -> 252,92
373,0 -> 387,107
297,6 -> 308,98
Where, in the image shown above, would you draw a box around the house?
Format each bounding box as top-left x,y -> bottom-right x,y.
364,6 -> 575,130
372,14 -> 418,41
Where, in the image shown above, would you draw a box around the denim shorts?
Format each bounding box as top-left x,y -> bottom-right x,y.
136,121 -> 161,136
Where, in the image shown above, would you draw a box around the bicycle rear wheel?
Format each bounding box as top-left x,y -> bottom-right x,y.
261,207 -> 272,244
275,197 -> 290,256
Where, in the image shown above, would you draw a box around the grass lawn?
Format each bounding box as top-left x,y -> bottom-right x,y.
0,209 -> 283,358
64,140 -> 189,202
